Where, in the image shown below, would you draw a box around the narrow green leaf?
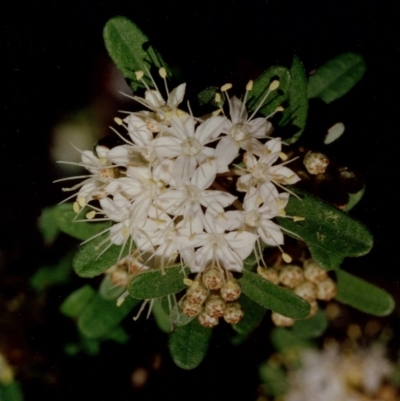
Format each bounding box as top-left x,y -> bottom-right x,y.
53,203 -> 111,241
152,298 -> 173,333
168,319 -> 212,369
344,187 -> 365,212
78,293 -> 139,339
259,363 -> 288,396
128,265 -> 189,299
335,270 -> 394,316
103,16 -> 170,92
271,327 -> 313,352
308,52 -> 366,103
73,233 -> 132,278
290,309 -> 328,339
60,285 -> 96,318
238,270 -> 310,319
231,294 -> 266,344
277,189 -> 374,270
99,275 -> 126,301
281,56 -> 308,144
247,66 -> 291,117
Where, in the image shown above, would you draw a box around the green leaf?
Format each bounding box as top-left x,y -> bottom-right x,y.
78,293 -> 139,339
238,270 -> 310,319
99,275 -> 126,301
38,206 -> 60,245
103,16 -> 170,92
290,309 -> 328,339
168,319 -> 212,369
247,66 -> 291,117
231,294 -> 266,345
281,56 -> 308,144
73,233 -> 132,278
344,186 -> 365,212
0,382 -> 24,401
197,86 -> 221,107
106,326 -> 130,344
259,363 -> 287,396
308,52 -> 366,103
335,270 -> 394,316
60,285 -> 96,318
31,252 -> 73,291
152,298 -> 173,333
271,327 -> 313,352
53,203 -> 111,241
128,265 -> 189,299
277,189 -> 373,270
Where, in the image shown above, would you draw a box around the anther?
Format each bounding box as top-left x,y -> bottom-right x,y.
215,93 -> 222,103
135,70 -> 144,80
114,117 -> 123,126
269,80 -> 280,91
77,196 -> 86,207
246,80 -> 254,91
86,211 -> 96,220
282,253 -> 292,263
220,83 -> 232,92
73,202 -> 80,214
159,67 -> 167,78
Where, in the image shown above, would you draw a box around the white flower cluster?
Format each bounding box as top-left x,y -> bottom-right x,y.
60,68 -> 300,276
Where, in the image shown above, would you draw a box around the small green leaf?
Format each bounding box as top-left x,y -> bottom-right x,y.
128,265 -> 189,299
308,52 -> 366,103
38,206 -> 60,245
259,363 -> 288,396
290,309 -> 328,339
152,298 -> 173,333
99,275 -> 126,301
73,233 -> 132,278
53,203 -> 111,241
335,270 -> 394,316
238,270 -> 310,319
271,327 -> 313,352
103,16 -> 170,92
344,187 -> 365,212
231,294 -> 266,344
281,56 -> 308,144
78,293 -> 139,339
106,326 -> 130,344
277,189 -> 373,270
168,319 -> 212,369
247,66 -> 291,117
60,285 -> 96,318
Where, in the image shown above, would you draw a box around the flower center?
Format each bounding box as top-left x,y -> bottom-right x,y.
245,210 -> 260,228
252,163 -> 270,181
230,123 -> 251,142
141,145 -> 154,162
182,138 -> 202,156
185,185 -> 201,202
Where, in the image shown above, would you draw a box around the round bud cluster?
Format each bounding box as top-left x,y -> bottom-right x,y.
181,267 -> 244,328
257,259 -> 337,327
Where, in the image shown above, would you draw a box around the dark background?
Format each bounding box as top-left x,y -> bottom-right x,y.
2,1 -> 400,400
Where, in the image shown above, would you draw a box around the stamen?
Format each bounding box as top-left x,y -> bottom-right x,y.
293,216 -> 305,222
159,67 -> 167,78
269,80 -> 280,91
135,70 -> 144,80
114,117 -> 123,126
77,196 -> 86,207
246,80 -> 253,91
282,253 -> 292,263
86,210 -> 96,220
73,202 -> 80,213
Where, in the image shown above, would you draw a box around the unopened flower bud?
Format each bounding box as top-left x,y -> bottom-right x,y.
257,266 -> 280,285
271,312 -> 295,327
181,299 -> 202,317
307,300 -> 319,318
294,281 -> 317,302
303,151 -> 329,175
279,265 -> 304,288
220,279 -> 241,301
223,302 -> 244,324
205,295 -> 226,318
303,260 -> 328,284
187,281 -> 208,305
202,267 -> 224,290
198,310 -> 219,328
316,277 -> 337,301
